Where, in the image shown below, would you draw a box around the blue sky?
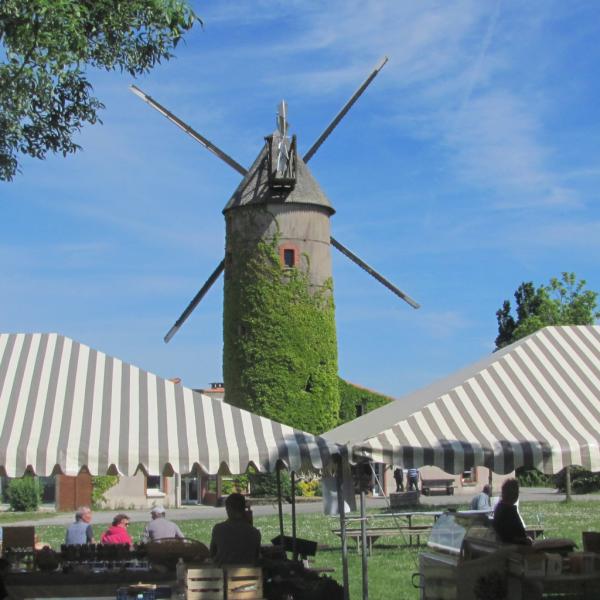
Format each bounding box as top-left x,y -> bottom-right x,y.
2,1 -> 600,399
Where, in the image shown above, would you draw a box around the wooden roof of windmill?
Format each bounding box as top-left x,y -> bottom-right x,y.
223,137 -> 335,214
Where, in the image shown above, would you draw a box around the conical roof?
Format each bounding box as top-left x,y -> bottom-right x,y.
223,137 -> 335,214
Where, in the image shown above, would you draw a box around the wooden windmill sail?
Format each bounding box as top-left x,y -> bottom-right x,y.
131,57 -> 419,433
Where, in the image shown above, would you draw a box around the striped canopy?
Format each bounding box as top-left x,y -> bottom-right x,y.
325,326 -> 600,475
0,333 -> 341,477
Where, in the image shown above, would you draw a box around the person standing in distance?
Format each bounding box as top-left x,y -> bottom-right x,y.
142,506 -> 184,542
407,467 -> 420,492
393,467 -> 404,492
65,506 -> 94,544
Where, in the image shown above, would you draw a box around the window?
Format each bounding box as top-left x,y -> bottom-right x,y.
462,468 -> 477,485
147,476 -> 161,490
283,248 -> 295,268
279,244 -> 299,268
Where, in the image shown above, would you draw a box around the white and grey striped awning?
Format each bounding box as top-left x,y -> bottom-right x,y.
0,333 -> 341,477
329,326 -> 600,475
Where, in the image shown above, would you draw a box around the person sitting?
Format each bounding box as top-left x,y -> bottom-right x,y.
470,484 -> 492,510
210,493 -> 261,566
65,506 -> 95,545
142,506 -> 184,542
101,514 -> 132,545
493,478 -> 532,545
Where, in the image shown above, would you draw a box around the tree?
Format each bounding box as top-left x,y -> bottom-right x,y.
495,272 -> 600,349
0,0 -> 199,181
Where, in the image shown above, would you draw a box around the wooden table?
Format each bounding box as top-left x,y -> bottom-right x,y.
333,511 -> 443,553
4,570 -> 175,599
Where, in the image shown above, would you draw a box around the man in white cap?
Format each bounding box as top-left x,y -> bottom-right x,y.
141,506 -> 184,542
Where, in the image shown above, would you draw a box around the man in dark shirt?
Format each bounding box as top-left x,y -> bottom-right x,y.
393,468 -> 404,492
210,493 -> 261,566
493,478 -> 532,545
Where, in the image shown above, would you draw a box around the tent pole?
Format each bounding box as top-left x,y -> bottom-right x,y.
291,471 -> 298,561
276,465 -> 285,541
360,489 -> 369,600
565,465 -> 572,502
174,473 -> 182,508
336,456 -> 350,600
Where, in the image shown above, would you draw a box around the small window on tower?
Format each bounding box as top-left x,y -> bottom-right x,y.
283,248 -> 296,268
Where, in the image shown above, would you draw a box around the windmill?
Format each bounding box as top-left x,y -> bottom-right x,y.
130,57 -> 419,434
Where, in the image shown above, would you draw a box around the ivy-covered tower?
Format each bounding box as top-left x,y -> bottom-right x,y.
135,58 -> 420,436
222,128 -> 340,434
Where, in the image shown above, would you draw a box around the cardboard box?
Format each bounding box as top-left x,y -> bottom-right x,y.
569,552 -> 597,574
545,553 -> 562,576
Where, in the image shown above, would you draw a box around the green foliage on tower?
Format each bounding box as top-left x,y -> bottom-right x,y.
223,234 -> 340,435
337,378 -> 394,424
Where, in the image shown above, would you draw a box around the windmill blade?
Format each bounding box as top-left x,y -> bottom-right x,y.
330,236 -> 420,309
303,56 -> 389,164
130,85 -> 248,176
164,259 -> 226,343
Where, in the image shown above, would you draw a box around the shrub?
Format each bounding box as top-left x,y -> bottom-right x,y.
91,476 -> 119,508
515,467 -> 553,488
222,475 -> 249,495
297,479 -> 322,497
554,466 -> 600,494
7,477 -> 42,511
248,471 -> 301,498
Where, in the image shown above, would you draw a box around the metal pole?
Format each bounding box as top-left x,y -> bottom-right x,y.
360,489 -> 369,600
129,85 -> 248,176
565,465 -> 572,502
291,471 -> 298,561
276,466 -> 285,541
303,56 -> 389,163
330,237 -> 420,308
164,259 -> 225,343
336,456 -> 350,600
174,473 -> 182,508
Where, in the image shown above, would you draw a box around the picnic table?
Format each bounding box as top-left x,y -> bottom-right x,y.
332,511 -> 442,553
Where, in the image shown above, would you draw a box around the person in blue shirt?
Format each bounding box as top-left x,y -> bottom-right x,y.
407,467 -> 419,491
470,484 -> 492,510
65,506 -> 94,545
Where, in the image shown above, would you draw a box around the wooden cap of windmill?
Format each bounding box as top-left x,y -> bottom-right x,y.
223,100 -> 335,215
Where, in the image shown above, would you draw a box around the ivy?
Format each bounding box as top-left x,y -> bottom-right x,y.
223,218 -> 339,435
91,475 -> 119,509
337,378 -> 393,425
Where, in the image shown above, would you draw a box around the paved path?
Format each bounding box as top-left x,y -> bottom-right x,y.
4,488 -> 599,527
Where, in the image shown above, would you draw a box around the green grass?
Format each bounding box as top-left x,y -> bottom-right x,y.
25,501 -> 600,600
0,511 -> 68,524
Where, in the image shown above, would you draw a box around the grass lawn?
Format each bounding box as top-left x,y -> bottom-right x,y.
28,501 -> 600,600
0,511 -> 67,524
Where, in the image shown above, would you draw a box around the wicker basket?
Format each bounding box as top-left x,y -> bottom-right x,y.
146,538 -> 209,568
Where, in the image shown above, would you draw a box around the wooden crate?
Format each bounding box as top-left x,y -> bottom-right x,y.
225,566 -> 263,600
185,566 -> 224,600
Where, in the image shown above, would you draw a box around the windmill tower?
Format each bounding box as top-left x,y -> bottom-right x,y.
131,57 -> 419,434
